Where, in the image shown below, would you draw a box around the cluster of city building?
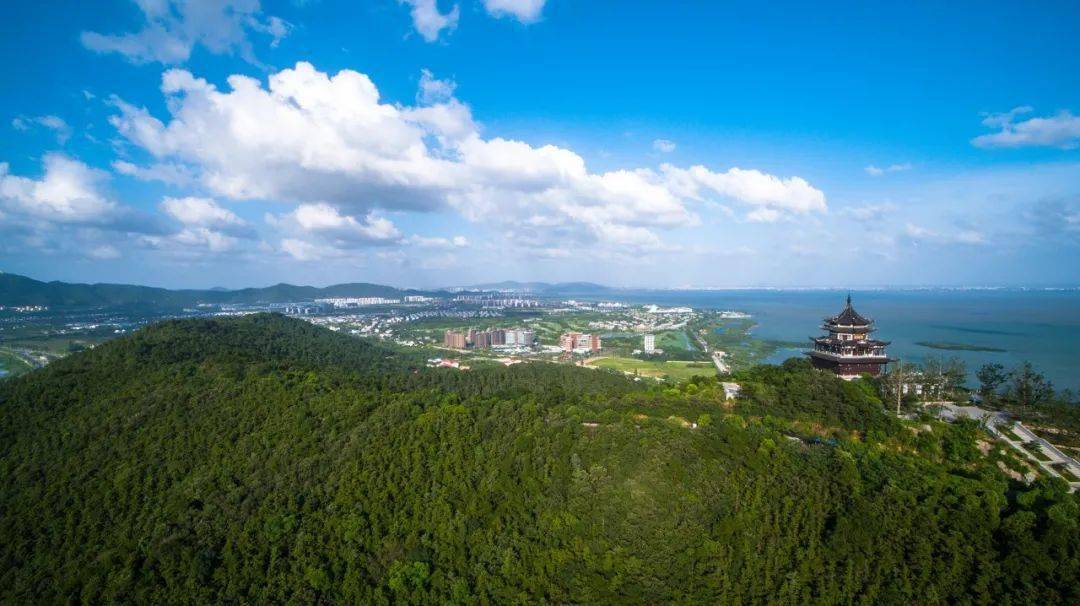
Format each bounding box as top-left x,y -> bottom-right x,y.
0,305 -> 49,313
586,308 -> 692,334
562,300 -> 626,309
451,295 -> 542,308
443,327 -> 536,349
283,303 -> 328,315
643,304 -> 693,314
558,332 -> 602,354
315,297 -> 402,308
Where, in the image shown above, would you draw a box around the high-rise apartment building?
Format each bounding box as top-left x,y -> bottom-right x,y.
560,332 -> 601,353
444,330 -> 467,349
643,334 -> 656,353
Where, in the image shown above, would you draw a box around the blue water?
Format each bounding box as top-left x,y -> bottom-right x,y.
600,289 -> 1080,391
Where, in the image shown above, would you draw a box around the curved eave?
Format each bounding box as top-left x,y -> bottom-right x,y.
820,324 -> 876,333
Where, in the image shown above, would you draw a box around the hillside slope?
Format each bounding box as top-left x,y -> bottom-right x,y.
0,315 -> 1077,604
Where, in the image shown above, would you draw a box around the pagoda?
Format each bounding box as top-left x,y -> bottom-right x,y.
806,295 -> 890,379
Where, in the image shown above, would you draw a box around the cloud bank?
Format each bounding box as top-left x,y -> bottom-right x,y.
109,62 -> 827,259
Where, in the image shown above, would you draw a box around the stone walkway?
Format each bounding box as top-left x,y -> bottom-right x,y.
930,402 -> 1080,492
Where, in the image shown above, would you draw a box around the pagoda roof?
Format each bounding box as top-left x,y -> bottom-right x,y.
825,294 -> 872,326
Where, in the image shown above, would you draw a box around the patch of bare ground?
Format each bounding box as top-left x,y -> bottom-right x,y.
997,461 -> 1026,482
667,416 -> 692,428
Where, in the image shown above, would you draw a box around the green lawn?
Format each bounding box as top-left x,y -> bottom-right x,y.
1024,442 -> 1052,462
0,349 -> 34,378
657,330 -> 695,352
586,356 -> 716,381
1054,464 -> 1080,483
1000,426 -> 1023,442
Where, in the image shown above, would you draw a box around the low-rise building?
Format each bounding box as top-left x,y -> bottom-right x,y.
721,382 -> 741,401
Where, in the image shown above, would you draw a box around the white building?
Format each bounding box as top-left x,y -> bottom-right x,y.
315,297 -> 401,308
505,328 -> 535,347
644,304 -> 693,314
643,334 -> 656,353
721,382 -> 741,401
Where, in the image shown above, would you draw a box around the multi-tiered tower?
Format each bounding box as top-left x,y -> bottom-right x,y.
806,295 -> 890,379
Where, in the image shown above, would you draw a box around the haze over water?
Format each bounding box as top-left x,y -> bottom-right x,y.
605,289 -> 1080,392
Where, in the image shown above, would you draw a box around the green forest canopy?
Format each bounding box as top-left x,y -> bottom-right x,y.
1,314 -> 1077,604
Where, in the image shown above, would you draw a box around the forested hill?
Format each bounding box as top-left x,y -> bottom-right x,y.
0,272 -> 426,306
1,315 -> 1078,604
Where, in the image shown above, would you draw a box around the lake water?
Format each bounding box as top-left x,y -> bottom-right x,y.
602,289 -> 1080,392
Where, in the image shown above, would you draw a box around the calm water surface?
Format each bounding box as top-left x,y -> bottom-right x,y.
603,289 -> 1080,391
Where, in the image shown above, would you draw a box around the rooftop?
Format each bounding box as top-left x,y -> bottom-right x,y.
825,294 -> 872,327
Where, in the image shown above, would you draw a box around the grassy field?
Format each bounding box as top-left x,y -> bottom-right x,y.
657,329 -> 696,352
689,314 -> 805,370
916,341 -> 1007,353
0,348 -> 35,378
1024,442 -> 1052,462
397,310 -> 617,346
1000,426 -> 1023,441
1055,464 -> 1080,483
586,356 -> 716,381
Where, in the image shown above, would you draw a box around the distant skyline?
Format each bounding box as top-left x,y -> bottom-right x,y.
2,1 -> 1079,289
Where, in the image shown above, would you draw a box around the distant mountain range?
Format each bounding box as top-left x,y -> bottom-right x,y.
464,281 -> 615,295
0,272 -> 629,308
0,272 -> 429,307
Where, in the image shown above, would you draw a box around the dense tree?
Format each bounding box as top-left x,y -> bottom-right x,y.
922,355 -> 967,394
977,362 -> 1008,399
0,315 -> 1076,604
1008,361 -> 1055,409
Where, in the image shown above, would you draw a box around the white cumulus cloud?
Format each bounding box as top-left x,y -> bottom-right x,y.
160,196 -> 244,228
267,203 -> 402,259
0,155 -> 168,261
652,139 -> 676,153
483,0 -> 547,23
109,62 -> 827,257
81,0 -> 289,65
865,163 -> 912,177
12,115 -> 72,144
0,154 -> 119,223
399,0 -> 459,42
972,107 -> 1080,149
88,244 -> 122,260
113,160 -> 195,186
408,234 -> 470,248
903,223 -> 986,246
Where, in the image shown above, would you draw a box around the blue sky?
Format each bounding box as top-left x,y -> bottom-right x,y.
1,0 -> 1078,288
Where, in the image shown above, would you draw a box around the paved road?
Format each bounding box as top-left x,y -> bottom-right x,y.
930,402 -> 1080,491
934,403 -> 1008,426
711,352 -> 729,373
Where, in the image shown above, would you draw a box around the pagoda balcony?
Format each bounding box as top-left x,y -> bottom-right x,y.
806,350 -> 890,363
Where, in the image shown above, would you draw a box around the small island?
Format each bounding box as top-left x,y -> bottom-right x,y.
916,341 -> 1007,353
